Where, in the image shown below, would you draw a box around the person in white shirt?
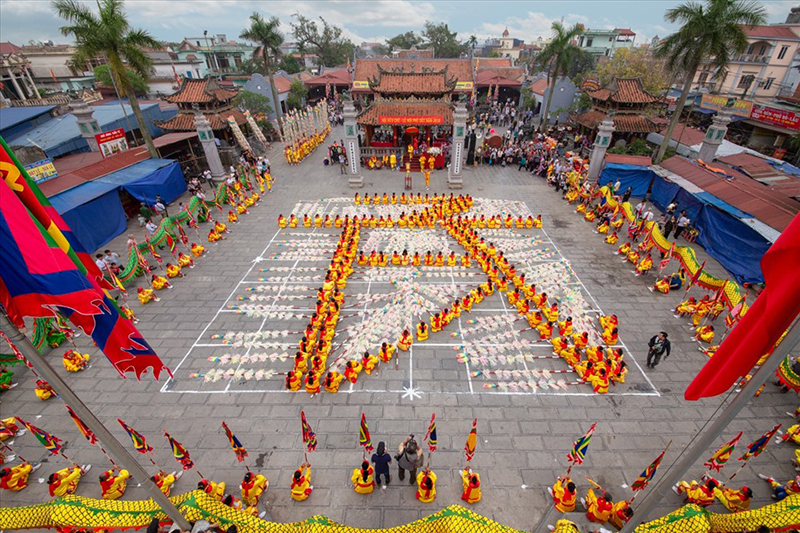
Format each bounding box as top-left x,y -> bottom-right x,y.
634,201 -> 646,218
94,254 -> 107,271
104,250 -> 122,268
676,211 -> 691,239
145,221 -> 158,235
642,210 -> 655,223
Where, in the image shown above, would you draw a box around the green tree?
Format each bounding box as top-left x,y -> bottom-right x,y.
286,80 -> 308,110
564,48 -> 596,82
233,89 -> 273,116
488,49 -> 502,58
278,54 -> 302,74
53,0 -> 160,157
93,63 -> 148,95
589,47 -> 670,95
653,0 -> 766,163
422,22 -> 467,58
238,57 -> 268,76
291,14 -> 356,68
240,12 -> 284,130
386,31 -> 422,51
535,22 -> 583,130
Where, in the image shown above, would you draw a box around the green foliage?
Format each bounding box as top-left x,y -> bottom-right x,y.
238,58 -> 267,76
286,80 -> 308,110
386,31 -> 423,52
535,22 -> 584,128
93,63 -> 148,95
422,22 -> 467,58
240,12 -> 284,128
588,48 -> 670,94
291,14 -> 356,67
488,50 -> 502,58
564,49 -> 596,82
608,138 -> 653,156
278,54 -> 302,74
233,90 -> 273,116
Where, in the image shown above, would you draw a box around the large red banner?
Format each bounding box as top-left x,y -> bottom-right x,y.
378,115 -> 443,125
750,105 -> 800,131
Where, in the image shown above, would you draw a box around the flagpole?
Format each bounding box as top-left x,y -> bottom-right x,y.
619,314 -> 800,533
0,311 -> 191,531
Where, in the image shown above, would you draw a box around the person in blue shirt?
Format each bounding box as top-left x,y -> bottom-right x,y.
669,271 -> 685,291
371,441 -> 392,489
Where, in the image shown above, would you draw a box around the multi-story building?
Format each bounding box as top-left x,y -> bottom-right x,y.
575,28 -> 636,58
693,24 -> 800,100
143,46 -> 205,97
177,34 -> 255,75
496,28 -> 524,60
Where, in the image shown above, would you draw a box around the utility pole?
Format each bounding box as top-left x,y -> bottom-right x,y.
620,315 -> 800,532
0,312 -> 191,531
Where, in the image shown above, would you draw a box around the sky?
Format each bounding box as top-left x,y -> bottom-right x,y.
0,0 -> 797,50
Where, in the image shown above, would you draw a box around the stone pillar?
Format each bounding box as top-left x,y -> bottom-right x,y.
447,103 -> 468,189
343,101 -> 363,188
697,111 -> 732,162
194,111 -> 225,185
24,69 -> 40,99
587,115 -> 615,181
70,98 -> 101,151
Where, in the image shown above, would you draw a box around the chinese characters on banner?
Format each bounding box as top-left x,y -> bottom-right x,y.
378,115 -> 444,125
95,128 -> 129,159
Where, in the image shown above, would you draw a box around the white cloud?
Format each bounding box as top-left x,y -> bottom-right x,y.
473,11 -> 558,42
0,0 -> 55,15
761,1 -> 793,21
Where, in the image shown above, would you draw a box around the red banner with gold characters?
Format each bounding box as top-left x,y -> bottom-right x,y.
378,115 -> 443,125
750,104 -> 800,131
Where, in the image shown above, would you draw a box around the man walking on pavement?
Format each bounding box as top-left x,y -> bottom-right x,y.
646,331 -> 671,369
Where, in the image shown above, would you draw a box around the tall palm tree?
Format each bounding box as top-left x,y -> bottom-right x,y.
653,0 -> 766,163
241,13 -> 284,131
53,0 -> 160,158
535,22 -> 583,131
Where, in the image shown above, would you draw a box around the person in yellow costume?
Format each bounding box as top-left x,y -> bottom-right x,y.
398,329 -> 413,351
424,170 -> 431,191
415,468 -> 437,503
460,467 -> 481,504
241,471 -> 269,507
390,152 -> 397,169
605,231 -> 618,245
137,287 -> 159,304
100,467 -> 130,500
351,461 -> 375,494
0,460 -> 38,491
177,252 -> 194,269
695,325 -> 715,343
62,349 -> 90,372
361,351 -> 379,374
48,464 -> 86,497
198,478 -> 226,501
291,462 -> 313,501
191,242 -> 205,257
417,321 -> 429,341
35,379 -> 55,400
165,263 -> 183,279
323,371 -> 344,393
635,253 -> 653,275
706,476 -> 752,512
151,274 -> 171,290
551,475 -> 577,512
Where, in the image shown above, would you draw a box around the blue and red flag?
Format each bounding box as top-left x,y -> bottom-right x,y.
704,431 -> 742,472
117,419 -> 153,453
739,424 -> 781,463
567,422 -> 597,466
15,417 -> 63,455
359,413 -> 373,452
66,405 -> 98,445
300,411 -> 317,452
164,431 -> 194,470
424,413 -> 437,452
0,141 -> 169,380
222,421 -> 248,462
631,443 -> 670,491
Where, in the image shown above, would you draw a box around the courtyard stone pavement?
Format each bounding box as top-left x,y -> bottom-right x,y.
2,126 -> 795,531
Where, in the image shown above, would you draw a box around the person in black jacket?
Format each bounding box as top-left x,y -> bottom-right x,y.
646,332 -> 671,369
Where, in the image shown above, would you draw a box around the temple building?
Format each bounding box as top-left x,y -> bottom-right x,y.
356,66 -> 458,171
573,77 -> 665,142
156,77 -> 248,142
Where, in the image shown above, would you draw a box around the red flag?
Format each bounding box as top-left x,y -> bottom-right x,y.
686,215 -> 800,400
359,413 -> 373,452
464,418 -> 477,462
222,421 -> 248,462
66,405 -> 98,445
300,411 -> 317,452
424,413 -> 437,452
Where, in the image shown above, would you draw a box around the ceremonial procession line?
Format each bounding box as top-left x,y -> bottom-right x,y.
163,194 -> 658,398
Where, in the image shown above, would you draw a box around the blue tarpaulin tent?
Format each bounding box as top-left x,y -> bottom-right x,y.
649,174 -> 681,212
48,159 -> 186,252
598,163 -> 655,198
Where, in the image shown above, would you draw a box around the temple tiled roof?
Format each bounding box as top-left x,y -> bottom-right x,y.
573,110 -> 663,133
166,78 -> 238,104
357,100 -> 454,126
371,69 -> 454,94
353,58 -> 473,86
155,109 -> 246,131
587,78 -> 660,104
